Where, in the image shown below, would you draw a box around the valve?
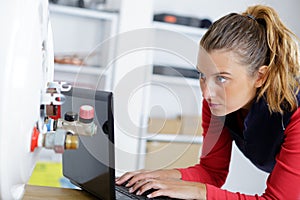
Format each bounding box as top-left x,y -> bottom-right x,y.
57,105 -> 97,136
30,81 -> 79,153
42,129 -> 79,153
30,127 -> 79,153
30,126 -> 40,152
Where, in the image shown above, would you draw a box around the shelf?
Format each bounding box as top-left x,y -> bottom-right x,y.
49,4 -> 118,21
144,133 -> 203,144
54,63 -> 108,90
151,74 -> 199,87
153,65 -> 199,79
153,21 -> 207,37
54,64 -> 106,76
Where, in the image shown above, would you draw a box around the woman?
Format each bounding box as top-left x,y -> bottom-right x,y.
116,5 -> 300,199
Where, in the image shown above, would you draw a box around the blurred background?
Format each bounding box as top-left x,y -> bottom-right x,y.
28,0 -> 300,196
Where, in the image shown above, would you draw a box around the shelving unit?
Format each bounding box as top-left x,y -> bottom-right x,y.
54,64 -> 106,75
139,20 -> 206,169
49,4 -> 118,20
146,19 -> 206,132
54,64 -> 108,89
49,2 -> 205,172
49,0 -> 155,173
49,4 -> 119,91
152,74 -> 199,87
153,21 -> 207,39
146,133 -> 203,144
151,22 -> 203,69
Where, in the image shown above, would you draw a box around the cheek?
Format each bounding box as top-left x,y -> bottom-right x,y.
223,83 -> 256,111
216,87 -> 237,109
223,88 -> 241,107
215,86 -> 245,115
212,83 -> 227,98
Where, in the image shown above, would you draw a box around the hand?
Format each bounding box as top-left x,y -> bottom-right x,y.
115,169 -> 181,187
130,178 -> 207,200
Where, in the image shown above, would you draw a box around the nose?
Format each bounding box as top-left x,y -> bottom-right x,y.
200,81 -> 214,100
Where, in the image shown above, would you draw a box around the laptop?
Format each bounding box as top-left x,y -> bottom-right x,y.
61,87 -> 174,200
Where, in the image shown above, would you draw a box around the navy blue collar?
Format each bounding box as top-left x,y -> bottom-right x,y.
225,96 -> 298,173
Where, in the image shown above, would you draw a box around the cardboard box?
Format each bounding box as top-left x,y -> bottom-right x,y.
147,117 -> 181,134
147,115 -> 202,135
180,115 -> 202,136
145,141 -> 202,169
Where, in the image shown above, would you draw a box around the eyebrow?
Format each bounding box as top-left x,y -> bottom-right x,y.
212,71 -> 232,76
197,68 -> 232,76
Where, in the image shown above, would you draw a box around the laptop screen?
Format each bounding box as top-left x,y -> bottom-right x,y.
61,87 -> 115,200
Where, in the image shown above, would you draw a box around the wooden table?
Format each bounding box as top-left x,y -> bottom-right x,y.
23,185 -> 98,200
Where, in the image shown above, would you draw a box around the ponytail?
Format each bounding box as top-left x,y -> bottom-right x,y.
244,5 -> 300,114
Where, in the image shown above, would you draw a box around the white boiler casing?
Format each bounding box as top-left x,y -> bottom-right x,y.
0,0 -> 53,199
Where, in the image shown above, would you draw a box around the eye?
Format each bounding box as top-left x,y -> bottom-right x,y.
216,76 -> 227,83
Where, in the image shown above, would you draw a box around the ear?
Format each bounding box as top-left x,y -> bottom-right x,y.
254,65 -> 268,88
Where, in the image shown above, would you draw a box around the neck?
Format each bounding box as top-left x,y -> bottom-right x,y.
242,98 -> 256,110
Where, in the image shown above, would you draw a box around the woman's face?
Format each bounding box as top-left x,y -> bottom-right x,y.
197,49 -> 258,116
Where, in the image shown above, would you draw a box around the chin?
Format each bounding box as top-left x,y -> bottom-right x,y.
210,109 -> 227,117
210,107 -> 235,117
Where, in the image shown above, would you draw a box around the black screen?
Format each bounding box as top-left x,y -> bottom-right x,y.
61,87 -> 115,200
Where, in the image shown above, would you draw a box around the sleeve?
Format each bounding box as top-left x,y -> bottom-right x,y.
178,99 -> 233,187
190,106 -> 300,200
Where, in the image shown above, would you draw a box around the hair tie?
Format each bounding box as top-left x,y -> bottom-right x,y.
247,14 -> 256,21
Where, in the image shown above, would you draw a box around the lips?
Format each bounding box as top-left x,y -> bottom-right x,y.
208,102 -> 220,108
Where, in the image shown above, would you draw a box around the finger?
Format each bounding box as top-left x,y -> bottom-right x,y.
115,171 -> 139,185
135,179 -> 160,196
147,190 -> 177,199
129,178 -> 150,193
116,170 -> 150,186
126,171 -> 152,187
146,189 -> 163,199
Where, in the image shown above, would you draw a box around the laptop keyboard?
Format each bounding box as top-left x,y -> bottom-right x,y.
115,185 -> 144,199
115,184 -> 175,200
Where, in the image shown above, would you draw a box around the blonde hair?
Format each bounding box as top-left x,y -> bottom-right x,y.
200,5 -> 300,114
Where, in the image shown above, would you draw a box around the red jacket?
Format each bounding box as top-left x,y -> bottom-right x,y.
178,100 -> 300,199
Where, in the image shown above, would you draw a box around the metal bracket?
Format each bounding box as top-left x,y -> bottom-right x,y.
48,81 -> 71,93
40,81 -> 71,105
